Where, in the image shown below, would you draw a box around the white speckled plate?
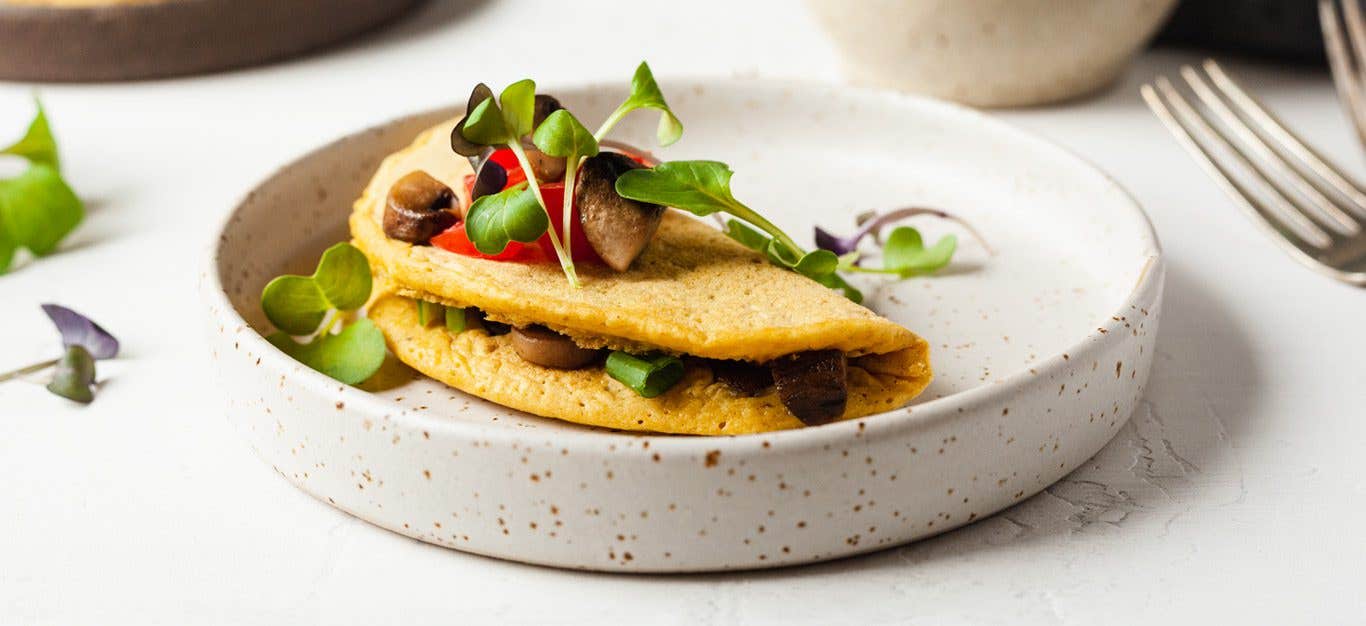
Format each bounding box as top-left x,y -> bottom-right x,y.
202,79 -> 1162,572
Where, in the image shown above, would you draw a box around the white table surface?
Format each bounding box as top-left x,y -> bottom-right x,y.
2,1 -> 1363,624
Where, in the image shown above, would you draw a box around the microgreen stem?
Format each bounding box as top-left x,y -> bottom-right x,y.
506,140 -> 579,288
726,201 -> 806,257
319,309 -> 343,336
840,266 -> 904,275
0,357 -> 60,384
593,105 -> 630,143
561,153 -> 582,272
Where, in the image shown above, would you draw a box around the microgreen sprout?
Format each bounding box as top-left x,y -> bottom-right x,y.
0,303 -> 118,404
261,243 -> 385,385
816,207 -> 989,279
463,183 -> 549,255
593,62 -> 683,146
458,79 -> 580,288
614,160 -> 863,302
454,62 -> 683,289
532,108 -> 599,275
814,207 -> 991,258
0,97 -> 83,274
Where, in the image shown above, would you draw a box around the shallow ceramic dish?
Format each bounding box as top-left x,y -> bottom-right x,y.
202,79 -> 1163,572
0,0 -> 422,82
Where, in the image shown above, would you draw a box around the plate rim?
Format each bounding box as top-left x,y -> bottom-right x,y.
202,76 -> 1163,453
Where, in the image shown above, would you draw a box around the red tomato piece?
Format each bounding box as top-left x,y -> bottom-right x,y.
535,182 -> 602,265
438,149 -> 604,267
431,221 -> 548,263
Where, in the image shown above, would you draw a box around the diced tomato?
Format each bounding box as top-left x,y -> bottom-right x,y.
535,182 -> 602,265
431,221 -> 549,263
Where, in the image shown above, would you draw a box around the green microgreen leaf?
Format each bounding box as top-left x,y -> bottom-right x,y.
452,83 -> 496,157
620,161 -> 855,297
596,62 -> 683,146
261,276 -> 327,335
313,242 -> 372,311
605,351 -> 684,398
461,97 -> 513,146
883,226 -> 956,276
500,79 -> 537,138
261,242 -> 371,335
0,229 -> 15,272
45,344 -> 95,404
793,248 -> 839,278
0,163 -> 84,264
722,218 -> 769,252
532,109 -> 599,159
463,183 -> 548,255
615,160 -> 738,215
3,97 -> 59,169
267,318 -> 385,385
0,98 -> 82,274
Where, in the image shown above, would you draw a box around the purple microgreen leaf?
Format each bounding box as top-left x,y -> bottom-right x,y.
46,344 -> 95,404
814,225 -> 857,256
451,83 -> 495,158
41,303 -> 119,359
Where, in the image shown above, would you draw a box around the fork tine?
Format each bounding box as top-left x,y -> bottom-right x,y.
1141,79 -> 1334,249
1341,0 -> 1366,79
1204,57 -> 1366,218
1323,0 -> 1366,144
1179,65 -> 1360,235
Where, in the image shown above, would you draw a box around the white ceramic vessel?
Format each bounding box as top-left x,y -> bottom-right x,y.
202,79 -> 1163,572
807,0 -> 1179,107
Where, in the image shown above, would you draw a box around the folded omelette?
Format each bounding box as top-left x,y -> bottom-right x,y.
350,119 -> 931,435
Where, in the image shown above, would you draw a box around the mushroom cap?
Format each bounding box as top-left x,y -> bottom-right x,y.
575,152 -> 664,272
383,170 -> 457,244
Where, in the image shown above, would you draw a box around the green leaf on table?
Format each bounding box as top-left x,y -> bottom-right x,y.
0,229 -> 15,273
260,242 -> 371,335
883,226 -> 956,277
500,78 -> 537,138
601,62 -> 683,146
45,344 -> 95,404
0,163 -> 84,270
267,318 -> 386,385
464,184 -> 548,255
532,109 -> 599,159
2,97 -> 59,169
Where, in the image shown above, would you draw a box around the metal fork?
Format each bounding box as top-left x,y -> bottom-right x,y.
1141,59 -> 1366,286
1322,0 -> 1366,147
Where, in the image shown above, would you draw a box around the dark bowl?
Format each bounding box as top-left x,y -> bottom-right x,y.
0,0 -> 424,82
1158,0 -> 1326,64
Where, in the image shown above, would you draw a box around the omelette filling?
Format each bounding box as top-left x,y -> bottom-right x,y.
369,89 -> 930,429
407,298 -> 855,425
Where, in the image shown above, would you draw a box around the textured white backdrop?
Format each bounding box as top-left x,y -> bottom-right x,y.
1,1 -> 1362,624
